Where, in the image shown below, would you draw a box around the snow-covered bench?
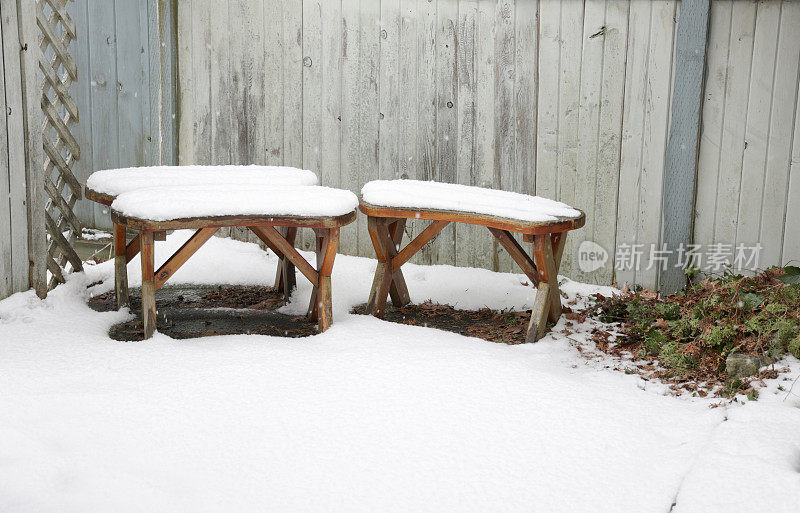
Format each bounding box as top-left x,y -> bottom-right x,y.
107,184 -> 357,339
359,180 -> 585,342
85,165 -> 319,310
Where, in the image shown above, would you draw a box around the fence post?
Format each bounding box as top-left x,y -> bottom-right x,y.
18,0 -> 47,298
660,0 -> 711,293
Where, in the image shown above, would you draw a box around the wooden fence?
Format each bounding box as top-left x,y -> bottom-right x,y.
65,0 -> 176,231
64,0 -> 800,290
0,0 -> 46,300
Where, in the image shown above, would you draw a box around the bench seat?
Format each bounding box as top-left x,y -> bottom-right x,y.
85,165 -> 318,205
109,185 -> 358,339
110,185 -> 359,229
361,179 -> 583,235
359,180 -> 585,342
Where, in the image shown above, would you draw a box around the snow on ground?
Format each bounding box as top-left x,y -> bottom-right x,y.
1,231 -> 798,513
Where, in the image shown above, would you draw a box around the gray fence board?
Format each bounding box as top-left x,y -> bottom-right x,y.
66,0 -> 174,231
0,0 -> 46,300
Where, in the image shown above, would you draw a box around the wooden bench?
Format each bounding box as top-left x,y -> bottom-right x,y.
106,185 -> 357,338
85,165 -> 319,309
359,180 -> 585,342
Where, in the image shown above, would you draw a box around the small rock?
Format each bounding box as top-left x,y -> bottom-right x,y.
725,353 -> 771,379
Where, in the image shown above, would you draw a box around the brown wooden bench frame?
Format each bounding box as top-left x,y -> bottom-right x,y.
359,200 -> 585,342
107,209 -> 356,339
86,188 -> 305,306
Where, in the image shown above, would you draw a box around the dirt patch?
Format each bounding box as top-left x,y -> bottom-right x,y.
89,285 -> 318,341
352,301 -> 537,345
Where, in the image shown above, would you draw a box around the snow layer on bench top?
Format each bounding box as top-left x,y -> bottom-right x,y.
86,165 -> 318,197
361,180 -> 581,222
111,185 -> 358,221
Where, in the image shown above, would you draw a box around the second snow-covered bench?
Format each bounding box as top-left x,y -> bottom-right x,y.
359,180 -> 585,342
110,185 -> 358,339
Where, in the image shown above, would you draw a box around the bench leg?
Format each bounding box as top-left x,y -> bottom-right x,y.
366,217 -> 397,317
140,230 -> 157,339
307,230 -> 324,322
313,228 -> 339,332
113,223 -> 130,309
528,233 -> 565,342
274,227 -> 297,303
387,219 -> 411,307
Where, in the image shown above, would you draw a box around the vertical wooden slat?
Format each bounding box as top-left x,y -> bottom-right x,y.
637,0 -> 676,290
379,0 -> 400,182
535,0 -> 560,203
616,0 -> 678,289
115,0 -> 148,174
210,0 -> 231,167
735,1 -> 781,255
712,1 -> 757,259
283,0 -> 303,168
434,0 -> 457,266
416,0 -> 436,264
553,0 -> 584,277
776,1 -> 800,265
397,0 -> 419,184
494,0 -> 515,272
0,12 -> 12,298
88,0 -> 120,211
264,0 -> 283,165
65,0 -> 95,226
594,0 -> 629,285
514,0 -> 537,196
759,1 -> 800,267
0,1 -> 28,292
19,0 -> 46,297
782,53 -> 800,262
471,0 -> 495,270
209,0 -> 231,238
152,0 -> 178,166
303,0 -> 323,178
396,0 -> 419,262
455,0 -> 477,268
176,0 -> 193,164
573,0 -> 605,284
340,0 -> 360,256
320,0 -> 342,189
694,0 -> 732,255
190,0 -> 213,165
357,0 -> 380,258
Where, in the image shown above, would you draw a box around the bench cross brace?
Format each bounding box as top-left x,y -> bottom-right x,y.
364,215 -> 567,342
366,218 -> 449,317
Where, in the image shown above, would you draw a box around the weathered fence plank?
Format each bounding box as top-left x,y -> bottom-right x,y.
615,0 -> 677,288
0,15 -> 13,298
0,0 -> 46,299
2,4 -> 32,292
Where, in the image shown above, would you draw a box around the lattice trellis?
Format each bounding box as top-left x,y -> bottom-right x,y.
37,0 -> 82,289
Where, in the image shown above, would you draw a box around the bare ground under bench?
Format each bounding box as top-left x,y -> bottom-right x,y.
88,285 -> 533,344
